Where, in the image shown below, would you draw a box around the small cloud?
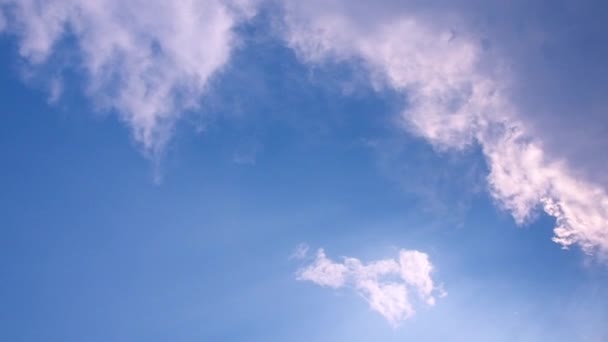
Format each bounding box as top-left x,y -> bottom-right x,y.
290,243 -> 310,260
232,151 -> 257,165
296,247 -> 445,327
47,77 -> 62,104
232,140 -> 263,165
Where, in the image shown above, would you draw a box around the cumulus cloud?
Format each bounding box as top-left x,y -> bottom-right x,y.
281,0 -> 608,257
297,248 -> 445,326
0,0 -> 257,155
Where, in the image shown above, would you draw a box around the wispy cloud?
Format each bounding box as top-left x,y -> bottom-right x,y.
296,248 -> 445,327
1,0 -> 257,156
281,1 -> 608,257
289,243 -> 310,260
0,10 -> 5,31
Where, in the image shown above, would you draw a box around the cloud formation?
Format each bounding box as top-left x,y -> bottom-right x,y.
2,0 -> 607,256
281,0 -> 608,256
297,248 -> 445,326
1,0 -> 256,155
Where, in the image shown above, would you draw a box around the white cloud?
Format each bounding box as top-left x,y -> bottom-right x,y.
399,250 -> 438,305
281,1 -> 608,257
298,249 -> 348,289
297,248 -> 444,326
484,129 -> 608,254
1,0 -> 257,155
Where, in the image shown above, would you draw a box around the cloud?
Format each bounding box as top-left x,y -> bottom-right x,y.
290,243 -> 310,260
1,0 -> 257,155
297,248 -> 445,326
281,0 -> 608,257
2,0 -> 607,255
232,139 -> 262,165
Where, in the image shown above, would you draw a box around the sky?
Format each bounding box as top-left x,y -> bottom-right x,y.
1,1 -> 608,341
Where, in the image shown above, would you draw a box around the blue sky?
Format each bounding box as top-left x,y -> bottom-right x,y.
1,1 -> 608,341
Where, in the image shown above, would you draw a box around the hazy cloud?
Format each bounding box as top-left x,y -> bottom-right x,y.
290,243 -> 310,260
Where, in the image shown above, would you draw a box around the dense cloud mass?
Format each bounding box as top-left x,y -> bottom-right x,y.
297,248 -> 445,326
281,0 -> 608,256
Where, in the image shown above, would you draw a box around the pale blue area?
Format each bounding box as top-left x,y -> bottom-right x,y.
1,6 -> 608,341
